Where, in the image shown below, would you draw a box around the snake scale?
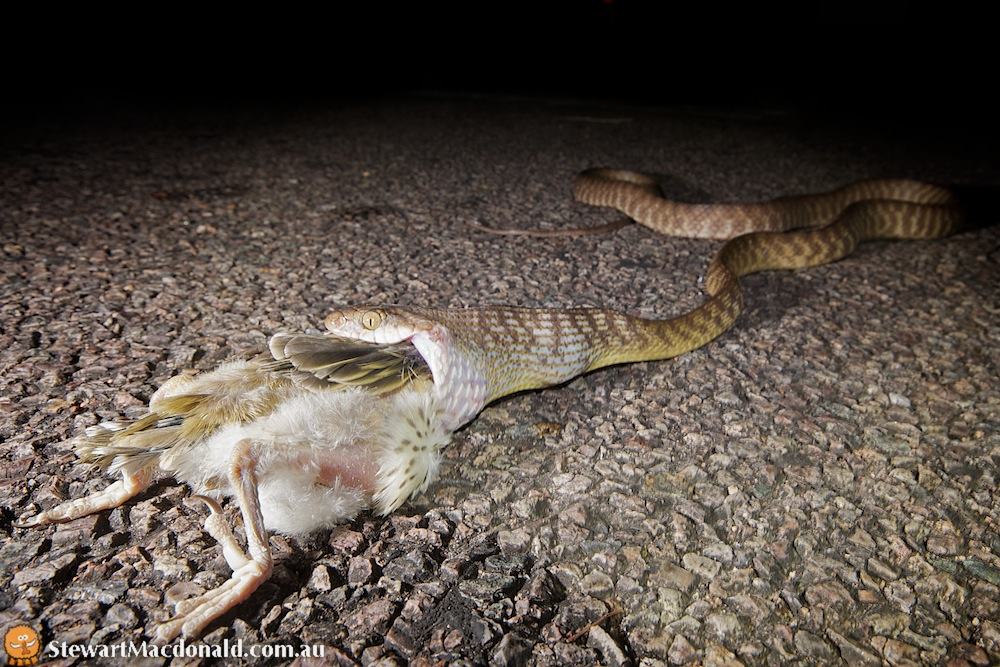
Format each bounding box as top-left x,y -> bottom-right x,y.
18,168 -> 965,642
326,168 -> 964,432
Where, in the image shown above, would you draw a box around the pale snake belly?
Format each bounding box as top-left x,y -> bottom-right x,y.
326,169 -> 964,431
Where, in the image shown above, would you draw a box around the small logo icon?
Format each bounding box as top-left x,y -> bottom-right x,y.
3,625 -> 40,666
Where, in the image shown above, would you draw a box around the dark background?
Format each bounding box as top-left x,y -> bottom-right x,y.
4,1 -> 991,135
3,3 -> 998,663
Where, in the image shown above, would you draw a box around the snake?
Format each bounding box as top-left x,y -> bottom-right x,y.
15,168 -> 965,644
325,168 -> 964,431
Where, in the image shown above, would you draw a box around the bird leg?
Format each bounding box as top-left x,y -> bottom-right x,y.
154,439 -> 273,645
190,495 -> 251,571
14,467 -> 153,528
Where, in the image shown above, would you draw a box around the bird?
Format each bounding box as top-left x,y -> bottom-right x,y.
16,332 -> 449,644
16,168 -> 964,644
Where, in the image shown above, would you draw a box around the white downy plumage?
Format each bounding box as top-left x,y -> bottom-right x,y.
17,334 -> 450,643
157,371 -> 450,534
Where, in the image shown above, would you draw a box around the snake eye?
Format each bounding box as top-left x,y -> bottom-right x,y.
360,309 -> 385,330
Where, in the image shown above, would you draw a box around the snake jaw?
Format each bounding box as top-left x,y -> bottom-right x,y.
326,306 -> 489,430
407,322 -> 491,431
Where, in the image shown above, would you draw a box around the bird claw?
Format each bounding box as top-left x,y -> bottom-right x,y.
12,514 -> 46,530
190,494 -> 252,571
154,559 -> 271,645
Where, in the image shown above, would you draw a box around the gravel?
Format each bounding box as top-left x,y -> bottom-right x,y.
1,93 -> 997,665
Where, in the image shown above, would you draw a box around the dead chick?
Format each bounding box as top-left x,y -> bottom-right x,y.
16,332 -> 450,644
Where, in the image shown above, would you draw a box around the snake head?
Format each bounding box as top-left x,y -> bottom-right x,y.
325,305 -> 445,379
325,306 -> 435,345
325,306 -> 487,430
324,308 -> 445,376
325,307 -> 389,342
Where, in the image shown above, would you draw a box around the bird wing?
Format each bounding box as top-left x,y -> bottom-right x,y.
266,333 -> 431,394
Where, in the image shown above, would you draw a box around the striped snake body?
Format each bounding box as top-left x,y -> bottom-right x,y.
17,168 -> 966,642
326,169 -> 964,431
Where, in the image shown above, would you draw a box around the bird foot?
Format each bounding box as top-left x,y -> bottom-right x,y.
14,469 -> 152,528
154,440 -> 273,644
